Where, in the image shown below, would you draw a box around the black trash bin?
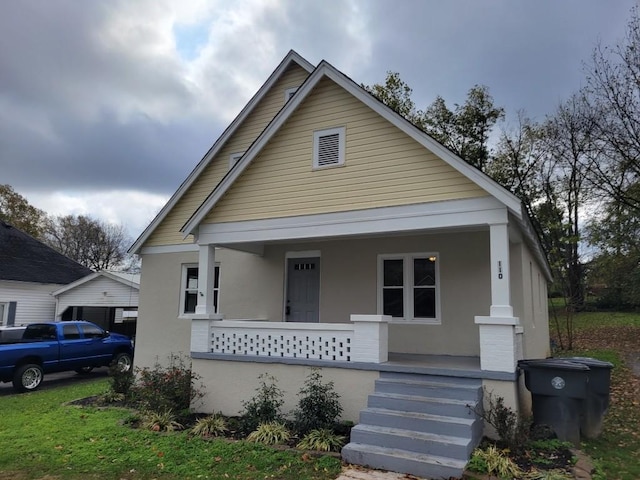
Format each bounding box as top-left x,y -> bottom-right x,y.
519,359 -> 590,445
564,356 -> 614,438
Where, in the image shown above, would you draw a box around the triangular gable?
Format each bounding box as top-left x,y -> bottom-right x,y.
129,50 -> 314,254
51,270 -> 140,296
181,60 -> 523,237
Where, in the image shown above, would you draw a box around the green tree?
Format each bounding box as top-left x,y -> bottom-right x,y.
586,182 -> 640,309
423,85 -> 504,170
364,75 -> 504,169
0,184 -> 49,239
363,71 -> 425,128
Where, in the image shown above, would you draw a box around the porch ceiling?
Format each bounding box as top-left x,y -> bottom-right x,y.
196,197 -> 509,253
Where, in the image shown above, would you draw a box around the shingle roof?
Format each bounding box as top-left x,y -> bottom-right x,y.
0,220 -> 92,284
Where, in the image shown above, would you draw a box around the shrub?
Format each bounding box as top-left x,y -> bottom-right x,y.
130,354 -> 205,414
107,359 -> 135,395
297,428 -> 345,452
472,389 -> 531,448
191,414 -> 228,438
142,409 -> 184,432
292,368 -> 342,435
239,373 -> 285,433
247,422 -> 291,445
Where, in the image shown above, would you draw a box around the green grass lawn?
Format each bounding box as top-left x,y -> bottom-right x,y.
0,380 -> 342,480
553,309 -> 640,480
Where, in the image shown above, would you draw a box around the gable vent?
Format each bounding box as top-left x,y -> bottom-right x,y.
317,133 -> 340,166
313,126 -> 345,169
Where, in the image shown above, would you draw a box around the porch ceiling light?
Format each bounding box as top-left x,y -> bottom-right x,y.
428,256 -> 437,262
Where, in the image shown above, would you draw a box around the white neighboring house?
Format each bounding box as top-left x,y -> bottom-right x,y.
52,271 -> 139,338
0,220 -> 92,327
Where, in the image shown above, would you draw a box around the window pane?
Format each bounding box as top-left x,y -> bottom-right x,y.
383,259 -> 404,286
186,267 -> 198,290
414,288 -> 436,318
184,292 -> 197,314
214,266 -> 220,288
414,258 -> 436,286
213,291 -> 218,312
383,288 -> 404,317
81,324 -> 104,338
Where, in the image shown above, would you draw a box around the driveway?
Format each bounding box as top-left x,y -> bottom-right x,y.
0,368 -> 108,396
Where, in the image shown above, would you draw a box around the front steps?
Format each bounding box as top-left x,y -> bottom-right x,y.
342,372 -> 483,479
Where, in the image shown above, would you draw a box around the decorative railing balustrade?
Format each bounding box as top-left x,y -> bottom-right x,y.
191,315 -> 389,363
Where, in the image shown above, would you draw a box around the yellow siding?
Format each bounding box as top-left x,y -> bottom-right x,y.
145,64 -> 310,247
206,77 -> 489,223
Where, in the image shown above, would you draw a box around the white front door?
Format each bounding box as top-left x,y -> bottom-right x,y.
286,257 -> 320,322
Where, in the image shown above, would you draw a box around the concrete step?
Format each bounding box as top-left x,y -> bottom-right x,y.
342,442 -> 467,480
368,391 -> 477,418
349,423 -> 474,459
359,407 -> 478,438
374,376 -> 482,401
380,371 -> 482,387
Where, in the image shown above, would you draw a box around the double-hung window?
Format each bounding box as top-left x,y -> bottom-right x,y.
181,264 -> 220,316
378,253 -> 440,323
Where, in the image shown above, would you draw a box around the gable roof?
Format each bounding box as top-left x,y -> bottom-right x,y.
51,270 -> 140,297
0,220 -> 92,285
180,59 -> 523,237
129,50 -> 314,254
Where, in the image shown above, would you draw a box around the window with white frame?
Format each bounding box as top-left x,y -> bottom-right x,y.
284,86 -> 298,102
181,264 -> 220,315
378,253 -> 440,323
229,152 -> 244,169
0,301 -> 16,326
313,127 -> 345,169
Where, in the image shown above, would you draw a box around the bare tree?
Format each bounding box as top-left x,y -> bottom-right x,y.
44,215 -> 130,271
583,6 -> 640,212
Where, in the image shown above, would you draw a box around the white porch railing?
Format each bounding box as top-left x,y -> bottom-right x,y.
191,314 -> 389,363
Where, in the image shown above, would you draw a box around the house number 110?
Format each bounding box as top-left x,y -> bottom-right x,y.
498,261 -> 503,279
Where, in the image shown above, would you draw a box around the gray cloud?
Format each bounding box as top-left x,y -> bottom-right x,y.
0,0 -> 636,239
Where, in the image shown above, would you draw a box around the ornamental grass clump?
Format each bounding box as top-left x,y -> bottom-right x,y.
297,428 -> 345,452
191,414 -> 228,438
247,421 -> 291,445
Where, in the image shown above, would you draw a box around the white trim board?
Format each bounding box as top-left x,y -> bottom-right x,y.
197,197 -> 507,245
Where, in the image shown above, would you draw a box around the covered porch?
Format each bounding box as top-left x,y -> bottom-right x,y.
189,197 -> 528,378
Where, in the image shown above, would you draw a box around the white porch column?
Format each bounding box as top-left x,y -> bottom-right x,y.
195,244 -> 217,317
475,223 -> 520,373
351,314 -> 390,363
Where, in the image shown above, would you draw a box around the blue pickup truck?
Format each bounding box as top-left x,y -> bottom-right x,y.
0,321 -> 133,392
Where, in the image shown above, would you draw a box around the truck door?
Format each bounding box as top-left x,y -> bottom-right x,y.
58,323 -> 92,369
79,323 -> 112,363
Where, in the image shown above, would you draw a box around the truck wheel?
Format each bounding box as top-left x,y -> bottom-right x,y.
13,364 -> 44,392
112,353 -> 132,372
75,366 -> 94,374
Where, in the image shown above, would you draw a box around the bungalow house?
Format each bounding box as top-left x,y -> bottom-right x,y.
0,220 -> 92,326
130,51 -> 551,478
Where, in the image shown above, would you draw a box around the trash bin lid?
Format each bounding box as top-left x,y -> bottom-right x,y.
564,356 -> 613,369
518,358 -> 589,371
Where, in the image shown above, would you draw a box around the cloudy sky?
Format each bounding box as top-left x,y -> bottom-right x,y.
1,0 -> 636,242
